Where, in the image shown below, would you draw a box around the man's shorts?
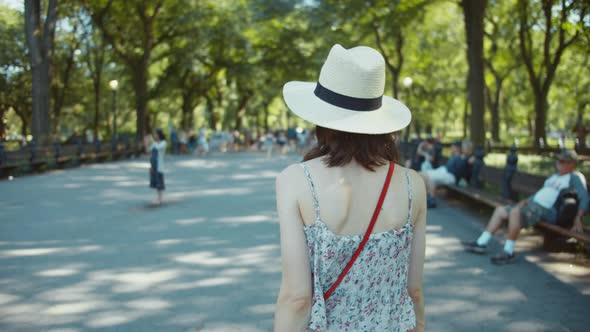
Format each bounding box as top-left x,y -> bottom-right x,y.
506,201 -> 557,228
424,166 -> 456,185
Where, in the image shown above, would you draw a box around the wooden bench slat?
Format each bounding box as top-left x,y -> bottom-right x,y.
536,222 -> 590,243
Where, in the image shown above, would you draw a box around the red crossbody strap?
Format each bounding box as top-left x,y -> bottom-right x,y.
323,162 -> 395,300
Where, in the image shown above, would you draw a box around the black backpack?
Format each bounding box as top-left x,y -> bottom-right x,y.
553,189 -> 579,228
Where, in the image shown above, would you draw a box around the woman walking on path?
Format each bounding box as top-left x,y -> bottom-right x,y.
274,44 -> 426,331
149,129 -> 167,205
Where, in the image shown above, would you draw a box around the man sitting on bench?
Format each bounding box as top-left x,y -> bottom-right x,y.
419,140 -> 467,208
463,150 -> 589,265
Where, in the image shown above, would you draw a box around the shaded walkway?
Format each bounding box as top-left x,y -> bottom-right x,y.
0,152 -> 588,331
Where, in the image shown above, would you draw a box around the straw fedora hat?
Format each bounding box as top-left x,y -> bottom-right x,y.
283,44 -> 412,134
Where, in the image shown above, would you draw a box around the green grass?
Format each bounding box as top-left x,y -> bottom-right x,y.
484,153 -> 590,177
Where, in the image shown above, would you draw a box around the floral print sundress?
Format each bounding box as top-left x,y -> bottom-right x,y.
300,162 -> 416,332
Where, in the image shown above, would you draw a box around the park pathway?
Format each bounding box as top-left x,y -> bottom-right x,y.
0,152 -> 589,331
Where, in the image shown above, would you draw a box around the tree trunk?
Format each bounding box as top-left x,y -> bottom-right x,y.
93,70 -> 101,142
264,104 -> 270,133
533,93 -> 548,147
25,0 -> 57,145
21,116 -> 28,138
52,49 -> 77,136
527,116 -> 533,138
463,92 -> 469,139
181,91 -> 194,130
490,78 -> 502,141
132,60 -> 149,139
30,62 -> 52,143
205,95 -> 216,130
462,0 -> 487,145
234,95 -> 249,131
0,107 -> 6,139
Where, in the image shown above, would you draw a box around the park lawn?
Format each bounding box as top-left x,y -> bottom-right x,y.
484,153 -> 590,177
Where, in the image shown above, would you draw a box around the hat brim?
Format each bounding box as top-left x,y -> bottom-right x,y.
283,81 -> 411,134
557,156 -> 577,163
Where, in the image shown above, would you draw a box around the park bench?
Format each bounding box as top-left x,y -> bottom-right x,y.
95,140 -> 111,162
443,163 -> 590,251
76,141 -> 96,163
52,140 -> 75,168
0,136 -> 142,179
399,140 -> 590,251
0,143 -> 49,177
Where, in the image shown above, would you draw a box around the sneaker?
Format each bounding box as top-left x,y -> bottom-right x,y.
490,252 -> 516,265
462,240 -> 487,254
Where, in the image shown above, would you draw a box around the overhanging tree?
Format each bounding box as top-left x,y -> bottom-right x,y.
518,0 -> 588,146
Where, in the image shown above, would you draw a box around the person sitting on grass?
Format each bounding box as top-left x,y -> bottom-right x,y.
462,150 -> 589,265
419,140 -> 467,208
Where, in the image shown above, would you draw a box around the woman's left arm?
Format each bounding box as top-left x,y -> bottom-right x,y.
274,165 -> 312,332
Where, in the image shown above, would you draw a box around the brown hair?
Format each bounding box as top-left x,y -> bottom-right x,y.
303,126 -> 400,171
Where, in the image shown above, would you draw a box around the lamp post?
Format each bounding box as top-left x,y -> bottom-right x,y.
109,80 -> 119,139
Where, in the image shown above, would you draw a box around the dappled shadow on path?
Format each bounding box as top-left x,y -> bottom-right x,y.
424,202 -> 590,332
0,153 -> 298,331
3,153 -> 589,331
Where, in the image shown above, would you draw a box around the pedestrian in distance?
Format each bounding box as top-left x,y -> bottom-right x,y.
149,128 -> 167,206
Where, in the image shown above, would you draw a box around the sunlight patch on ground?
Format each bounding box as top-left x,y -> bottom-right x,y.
525,254 -> 590,295
173,251 -> 231,266
175,217 -> 207,225
0,245 -> 100,258
159,276 -> 234,292
85,269 -> 181,294
120,161 -> 150,169
229,171 -> 280,180
125,298 -> 171,311
87,175 -> 130,181
244,303 -> 275,315
216,215 -> 272,224
36,267 -> 81,277
175,159 -> 228,169
152,238 -> 187,247
114,180 -> 146,187
44,300 -> 108,315
0,293 -> 20,305
86,311 -> 140,328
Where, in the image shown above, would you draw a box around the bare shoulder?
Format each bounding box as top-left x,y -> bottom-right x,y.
399,165 -> 426,200
275,163 -> 305,191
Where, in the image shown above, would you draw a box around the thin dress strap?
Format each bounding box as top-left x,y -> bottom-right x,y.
405,169 -> 413,225
299,162 -> 321,220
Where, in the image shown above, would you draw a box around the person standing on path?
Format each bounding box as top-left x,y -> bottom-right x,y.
274,44 -> 426,331
149,129 -> 167,205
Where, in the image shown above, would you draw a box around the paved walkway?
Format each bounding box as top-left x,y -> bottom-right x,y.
0,152 -> 588,331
